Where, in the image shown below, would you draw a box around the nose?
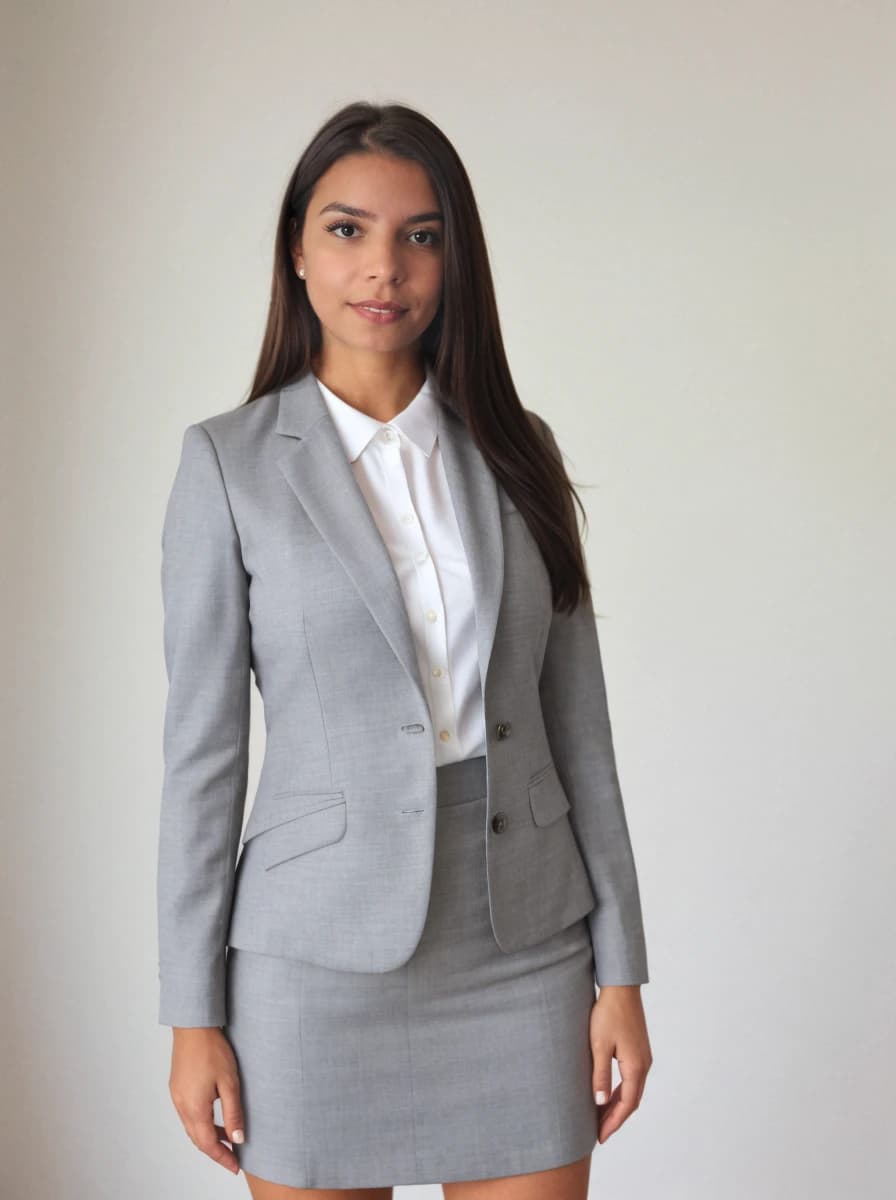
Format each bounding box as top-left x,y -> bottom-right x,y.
367,262 -> 401,282
364,238 -> 404,282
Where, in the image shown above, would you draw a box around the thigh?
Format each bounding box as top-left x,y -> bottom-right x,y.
243,1170 -> 393,1200
442,1152 -> 591,1200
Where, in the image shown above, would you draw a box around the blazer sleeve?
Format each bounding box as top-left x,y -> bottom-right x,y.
156,423 -> 251,1027
532,413 -> 650,987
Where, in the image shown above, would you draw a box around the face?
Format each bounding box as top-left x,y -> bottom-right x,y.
293,153 -> 444,370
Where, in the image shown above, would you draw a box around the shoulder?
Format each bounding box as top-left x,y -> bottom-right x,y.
170,388 -> 284,480
194,388 -> 280,450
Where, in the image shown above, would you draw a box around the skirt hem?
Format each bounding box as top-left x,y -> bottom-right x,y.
235,1128 -> 598,1190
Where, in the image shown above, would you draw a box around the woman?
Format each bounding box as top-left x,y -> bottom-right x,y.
158,100 -> 653,1198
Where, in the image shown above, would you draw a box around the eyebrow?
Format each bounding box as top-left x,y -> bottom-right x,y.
318,202 -> 444,223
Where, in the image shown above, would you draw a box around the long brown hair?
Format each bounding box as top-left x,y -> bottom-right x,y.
244,101 -> 592,615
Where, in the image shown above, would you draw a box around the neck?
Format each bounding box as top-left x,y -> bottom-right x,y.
311,354 -> 427,423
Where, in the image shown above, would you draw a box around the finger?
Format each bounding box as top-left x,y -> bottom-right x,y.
187,1116 -> 242,1175
218,1075 -> 246,1146
597,1068 -> 645,1143
213,1120 -> 245,1169
618,1056 -> 650,1109
597,1081 -> 626,1142
591,1044 -> 614,1107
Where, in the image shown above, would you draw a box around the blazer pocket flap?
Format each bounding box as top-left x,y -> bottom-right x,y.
241,789 -> 345,843
258,802 -> 347,870
527,763 -> 571,827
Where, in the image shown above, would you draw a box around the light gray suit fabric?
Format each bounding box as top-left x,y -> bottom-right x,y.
225,752 -> 600,1189
157,368 -> 649,1028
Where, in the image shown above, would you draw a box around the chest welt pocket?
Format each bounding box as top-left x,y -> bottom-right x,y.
527,762 -> 572,827
241,790 -> 347,870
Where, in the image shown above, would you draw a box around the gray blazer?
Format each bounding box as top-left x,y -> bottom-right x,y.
157,370 -> 649,1027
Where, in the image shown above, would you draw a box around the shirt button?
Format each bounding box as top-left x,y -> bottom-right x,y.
416,551 -> 429,564
401,512 -> 415,524
432,666 -> 443,677
425,609 -> 438,622
439,730 -> 451,742
381,427 -> 396,441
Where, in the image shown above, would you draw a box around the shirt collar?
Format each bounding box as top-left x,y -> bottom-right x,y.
313,362 -> 440,463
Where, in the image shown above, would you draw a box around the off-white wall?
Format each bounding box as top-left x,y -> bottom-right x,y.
3,2 -> 893,1197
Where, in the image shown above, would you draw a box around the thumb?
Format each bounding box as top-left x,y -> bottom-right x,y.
592,1055 -> 613,1107
219,1076 -> 246,1145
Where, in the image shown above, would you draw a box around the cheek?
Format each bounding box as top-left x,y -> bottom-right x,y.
416,263 -> 444,311
309,247 -> 353,288
306,270 -> 354,319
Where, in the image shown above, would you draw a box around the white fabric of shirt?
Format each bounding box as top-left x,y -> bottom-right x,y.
313,365 -> 487,766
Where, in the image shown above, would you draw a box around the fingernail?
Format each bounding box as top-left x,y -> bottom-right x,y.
232,1129 -> 244,1143
595,1091 -> 607,1104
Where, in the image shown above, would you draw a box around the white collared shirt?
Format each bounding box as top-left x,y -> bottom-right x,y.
313,364 -> 486,765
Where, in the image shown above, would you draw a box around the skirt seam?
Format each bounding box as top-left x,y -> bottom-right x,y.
536,961 -> 567,1150
405,962 -> 421,1178
297,958 -> 309,1185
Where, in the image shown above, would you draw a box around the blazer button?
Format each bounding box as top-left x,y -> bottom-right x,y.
491,812 -> 508,834
495,721 -> 512,739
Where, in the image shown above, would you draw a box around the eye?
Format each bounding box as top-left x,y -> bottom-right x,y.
323,220 -> 441,247
324,220 -> 360,239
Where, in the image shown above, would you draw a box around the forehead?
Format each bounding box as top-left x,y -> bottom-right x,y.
312,153 -> 439,218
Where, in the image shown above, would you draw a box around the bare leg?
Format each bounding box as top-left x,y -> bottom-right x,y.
243,1171 -> 393,1200
442,1152 -> 592,1200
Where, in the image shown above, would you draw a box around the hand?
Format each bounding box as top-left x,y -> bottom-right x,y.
589,985 -> 652,1144
168,1027 -> 245,1175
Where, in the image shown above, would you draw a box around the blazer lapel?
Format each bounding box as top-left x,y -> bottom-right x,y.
274,368 -> 505,710
436,395 -> 505,697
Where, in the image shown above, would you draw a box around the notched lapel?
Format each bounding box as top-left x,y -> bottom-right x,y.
436,402 -> 505,696
274,369 -> 506,710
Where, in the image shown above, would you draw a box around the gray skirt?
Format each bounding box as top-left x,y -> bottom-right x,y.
224,753 -> 598,1189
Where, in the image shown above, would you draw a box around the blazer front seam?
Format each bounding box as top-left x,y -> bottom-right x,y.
303,607 -> 334,790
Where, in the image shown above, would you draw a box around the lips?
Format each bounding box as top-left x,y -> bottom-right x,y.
350,301 -> 408,313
